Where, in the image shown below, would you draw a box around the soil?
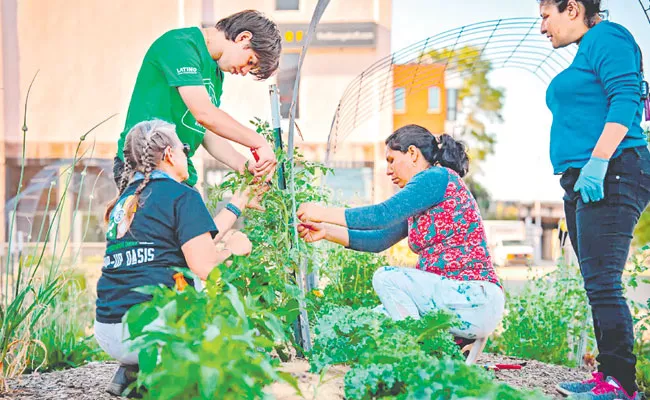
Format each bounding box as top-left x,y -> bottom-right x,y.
1,353 -> 591,400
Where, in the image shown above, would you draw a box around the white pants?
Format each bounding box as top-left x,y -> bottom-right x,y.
372,266 -> 505,339
94,320 -> 139,365
94,282 -> 202,366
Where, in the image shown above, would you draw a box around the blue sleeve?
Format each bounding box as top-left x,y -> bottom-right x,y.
588,25 -> 642,128
347,221 -> 408,253
174,190 -> 218,246
344,167 -> 449,230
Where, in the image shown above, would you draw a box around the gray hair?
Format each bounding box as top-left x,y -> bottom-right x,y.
105,120 -> 179,223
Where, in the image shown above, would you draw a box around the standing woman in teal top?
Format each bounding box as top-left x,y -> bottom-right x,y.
539,1 -> 650,399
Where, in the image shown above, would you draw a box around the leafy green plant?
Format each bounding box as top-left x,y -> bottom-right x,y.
308,247 -> 387,316
345,355 -> 545,400
207,118 -> 333,356
628,246 -> 650,397
25,272 -> 109,373
486,260 -> 594,367
125,267 -> 298,400
310,306 -> 543,399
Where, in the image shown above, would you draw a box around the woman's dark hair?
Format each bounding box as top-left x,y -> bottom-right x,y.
216,10 -> 282,80
385,124 -> 469,177
539,0 -> 602,27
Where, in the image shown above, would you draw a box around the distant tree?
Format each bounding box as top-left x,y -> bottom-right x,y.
424,46 -> 505,212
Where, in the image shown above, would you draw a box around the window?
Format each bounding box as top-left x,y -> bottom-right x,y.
446,88 -> 458,121
276,0 -> 299,10
278,53 -> 300,119
394,87 -> 405,112
428,86 -> 441,113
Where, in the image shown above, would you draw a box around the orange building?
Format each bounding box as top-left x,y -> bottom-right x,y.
392,63 -> 458,134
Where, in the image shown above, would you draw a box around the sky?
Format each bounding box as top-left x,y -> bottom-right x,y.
391,0 -> 650,202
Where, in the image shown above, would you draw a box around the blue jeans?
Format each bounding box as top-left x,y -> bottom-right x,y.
560,146 -> 650,394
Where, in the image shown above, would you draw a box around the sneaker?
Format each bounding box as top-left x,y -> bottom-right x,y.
567,376 -> 641,400
557,372 -> 605,396
106,364 -> 140,398
454,336 -> 476,358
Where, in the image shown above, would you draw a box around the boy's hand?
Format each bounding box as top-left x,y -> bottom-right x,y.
252,144 -> 277,182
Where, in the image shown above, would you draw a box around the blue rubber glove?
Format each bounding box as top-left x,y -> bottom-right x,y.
573,156 -> 609,203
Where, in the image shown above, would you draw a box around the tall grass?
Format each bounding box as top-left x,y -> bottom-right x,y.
0,75 -> 115,391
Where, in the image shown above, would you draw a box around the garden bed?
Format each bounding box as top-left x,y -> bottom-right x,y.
3,353 -> 590,400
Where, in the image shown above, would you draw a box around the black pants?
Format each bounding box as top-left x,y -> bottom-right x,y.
560,146 -> 650,394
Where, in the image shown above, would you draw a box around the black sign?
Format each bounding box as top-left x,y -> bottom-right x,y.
279,22 -> 377,49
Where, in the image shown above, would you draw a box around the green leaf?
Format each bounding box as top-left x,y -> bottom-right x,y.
126,303 -> 160,336
138,345 -> 159,374
199,366 -> 220,398
131,284 -> 165,296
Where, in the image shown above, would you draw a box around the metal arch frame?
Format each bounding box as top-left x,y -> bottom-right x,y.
324,17 -> 579,162
640,0 -> 650,24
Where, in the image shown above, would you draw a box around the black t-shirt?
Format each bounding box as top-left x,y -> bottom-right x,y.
96,176 -> 217,323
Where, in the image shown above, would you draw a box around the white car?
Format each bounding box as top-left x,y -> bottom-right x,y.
492,240 -> 534,267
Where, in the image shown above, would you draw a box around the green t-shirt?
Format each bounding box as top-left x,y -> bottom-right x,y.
117,27 -> 224,186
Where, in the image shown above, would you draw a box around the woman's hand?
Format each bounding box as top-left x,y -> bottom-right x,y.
297,221 -> 327,243
225,231 -> 252,256
246,183 -> 269,211
297,202 -> 325,223
231,183 -> 269,212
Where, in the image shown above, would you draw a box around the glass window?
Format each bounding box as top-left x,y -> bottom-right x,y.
428,86 -> 441,113
394,87 -> 405,112
276,0 -> 299,10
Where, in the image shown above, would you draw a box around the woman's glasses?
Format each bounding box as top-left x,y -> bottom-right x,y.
182,143 -> 190,157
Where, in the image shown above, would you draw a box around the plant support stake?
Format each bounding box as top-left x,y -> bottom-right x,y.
284,0 -> 331,354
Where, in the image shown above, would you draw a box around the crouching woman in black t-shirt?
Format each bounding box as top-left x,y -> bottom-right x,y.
94,120 -> 257,396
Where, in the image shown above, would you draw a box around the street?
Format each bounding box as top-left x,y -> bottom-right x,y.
497,264 -> 650,305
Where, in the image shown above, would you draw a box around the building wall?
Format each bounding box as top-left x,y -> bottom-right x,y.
3,0 -> 204,159
0,1 -> 6,245
1,0 -> 204,247
206,0 -> 394,203
2,0 -> 394,248
392,63 -> 447,134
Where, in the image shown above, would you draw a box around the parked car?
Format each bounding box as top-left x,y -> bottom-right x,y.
492,239 -> 534,267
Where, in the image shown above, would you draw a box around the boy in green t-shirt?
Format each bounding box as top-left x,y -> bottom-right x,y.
114,10 -> 282,187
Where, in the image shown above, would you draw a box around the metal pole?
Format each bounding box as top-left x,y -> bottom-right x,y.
284,0 -> 331,355
269,84 -> 310,352
269,85 -> 286,190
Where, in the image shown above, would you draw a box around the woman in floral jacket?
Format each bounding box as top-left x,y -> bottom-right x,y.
297,124 -> 504,340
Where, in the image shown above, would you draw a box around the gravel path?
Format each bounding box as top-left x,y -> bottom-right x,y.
2,354 -> 591,399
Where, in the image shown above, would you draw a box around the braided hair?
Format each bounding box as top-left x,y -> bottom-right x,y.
104,120 -> 179,224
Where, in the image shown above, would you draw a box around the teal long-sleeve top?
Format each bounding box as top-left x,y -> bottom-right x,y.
546,21 -> 646,174
343,167 -> 450,253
